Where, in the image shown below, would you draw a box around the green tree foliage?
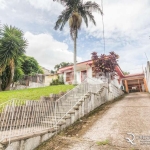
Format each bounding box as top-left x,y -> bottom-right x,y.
22,55 -> 43,75
0,25 -> 43,91
50,70 -> 55,74
54,62 -> 73,71
123,71 -> 130,75
0,25 -> 27,90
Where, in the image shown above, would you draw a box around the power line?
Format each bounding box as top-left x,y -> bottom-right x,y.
101,0 -> 105,54
145,52 -> 149,61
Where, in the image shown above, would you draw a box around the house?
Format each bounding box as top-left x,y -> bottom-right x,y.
41,67 -> 58,86
58,60 -> 93,84
41,67 -> 51,75
44,74 -> 58,86
58,60 -> 148,93
58,60 -> 122,87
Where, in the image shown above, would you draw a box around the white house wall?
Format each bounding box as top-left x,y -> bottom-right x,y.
145,61 -> 150,92
77,71 -> 81,84
63,72 -> 66,83
87,67 -> 92,78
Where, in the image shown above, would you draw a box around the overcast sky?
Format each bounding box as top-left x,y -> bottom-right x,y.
0,0 -> 150,73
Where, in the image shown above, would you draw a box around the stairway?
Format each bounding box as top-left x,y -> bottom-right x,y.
0,78 -> 124,143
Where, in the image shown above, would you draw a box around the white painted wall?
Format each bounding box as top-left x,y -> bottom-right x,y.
145,61 -> 150,92
87,67 -> 92,78
63,72 -> 66,83
77,71 -> 81,84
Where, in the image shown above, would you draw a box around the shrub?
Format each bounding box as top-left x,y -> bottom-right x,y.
50,75 -> 64,86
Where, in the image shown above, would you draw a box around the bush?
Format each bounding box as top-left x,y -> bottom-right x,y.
50,75 -> 64,86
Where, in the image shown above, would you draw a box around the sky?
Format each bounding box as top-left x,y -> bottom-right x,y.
0,0 -> 150,73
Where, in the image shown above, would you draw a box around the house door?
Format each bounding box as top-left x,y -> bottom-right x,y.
81,70 -> 87,82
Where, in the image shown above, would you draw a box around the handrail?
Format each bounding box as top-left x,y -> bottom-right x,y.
55,78 -> 87,103
56,81 -> 106,126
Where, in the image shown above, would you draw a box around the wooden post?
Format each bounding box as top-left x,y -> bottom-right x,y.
125,80 -> 129,93
143,78 -> 148,92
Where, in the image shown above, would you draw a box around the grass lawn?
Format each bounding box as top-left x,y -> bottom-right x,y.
0,85 -> 74,104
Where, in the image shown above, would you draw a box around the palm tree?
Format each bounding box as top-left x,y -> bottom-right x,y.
0,25 -> 27,90
53,0 -> 103,84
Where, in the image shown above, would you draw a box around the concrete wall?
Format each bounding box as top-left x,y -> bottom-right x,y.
145,61 -> 150,92
2,133 -> 55,150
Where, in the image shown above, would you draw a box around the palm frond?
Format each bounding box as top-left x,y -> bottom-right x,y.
54,0 -> 102,40
54,8 -> 72,30
0,25 -> 27,73
53,0 -> 67,6
78,6 -> 88,27
85,11 -> 96,25
83,1 -> 103,15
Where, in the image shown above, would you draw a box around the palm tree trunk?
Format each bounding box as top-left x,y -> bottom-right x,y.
73,30 -> 77,85
5,69 -> 13,91
5,60 -> 14,91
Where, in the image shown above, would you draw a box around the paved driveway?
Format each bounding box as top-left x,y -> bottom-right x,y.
65,92 -> 150,150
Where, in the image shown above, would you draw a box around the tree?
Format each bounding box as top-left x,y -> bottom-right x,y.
92,51 -> 119,92
92,51 -> 119,79
50,70 -> 55,74
0,25 -> 27,90
12,57 -> 25,87
123,71 -> 130,75
53,0 -> 102,84
54,62 -> 73,71
22,55 -> 43,75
